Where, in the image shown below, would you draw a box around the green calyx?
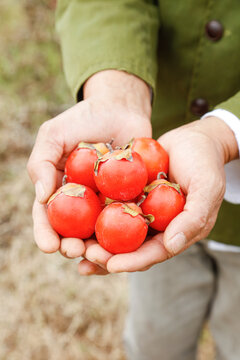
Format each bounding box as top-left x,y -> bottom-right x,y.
144,181 -> 181,195
77,141 -> 102,157
104,197 -> 115,206
47,183 -> 86,205
94,148 -> 133,175
122,204 -> 154,225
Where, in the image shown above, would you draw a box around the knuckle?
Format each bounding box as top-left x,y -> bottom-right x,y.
204,219 -> 215,237
38,119 -> 52,136
27,156 -> 39,179
218,180 -> 226,200
202,213 -> 219,239
27,156 -> 37,179
196,212 -> 208,232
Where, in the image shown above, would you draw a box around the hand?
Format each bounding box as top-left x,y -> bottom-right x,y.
27,70 -> 152,257
80,116 -> 238,275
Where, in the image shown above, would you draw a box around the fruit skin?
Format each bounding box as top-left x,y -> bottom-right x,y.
141,180 -> 185,231
64,142 -> 108,192
47,183 -> 102,239
94,149 -> 148,201
132,137 -> 169,183
95,202 -> 148,254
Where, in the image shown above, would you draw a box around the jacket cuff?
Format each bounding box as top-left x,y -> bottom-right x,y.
56,0 -> 160,102
74,61 -> 157,102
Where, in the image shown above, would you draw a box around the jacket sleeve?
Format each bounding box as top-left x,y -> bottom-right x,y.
55,0 -> 160,101
215,91 -> 240,119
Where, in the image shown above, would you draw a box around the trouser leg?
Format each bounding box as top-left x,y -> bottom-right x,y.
124,243 -> 215,360
207,249 -> 240,360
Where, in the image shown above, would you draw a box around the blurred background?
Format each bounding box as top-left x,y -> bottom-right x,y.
0,1 -> 215,359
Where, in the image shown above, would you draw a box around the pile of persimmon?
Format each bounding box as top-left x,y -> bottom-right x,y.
47,138 -> 185,254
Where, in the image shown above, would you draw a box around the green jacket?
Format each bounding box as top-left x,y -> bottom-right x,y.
56,0 -> 240,246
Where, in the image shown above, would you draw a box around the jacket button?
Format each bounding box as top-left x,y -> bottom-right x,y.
190,98 -> 209,116
205,20 -> 224,41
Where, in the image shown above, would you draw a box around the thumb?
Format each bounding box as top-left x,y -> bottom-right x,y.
31,163 -> 57,203
27,121 -> 63,203
163,188 -> 220,255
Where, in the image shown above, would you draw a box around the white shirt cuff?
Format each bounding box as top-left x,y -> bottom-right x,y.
202,108 -> 240,204
207,240 -> 240,252
202,109 -> 240,157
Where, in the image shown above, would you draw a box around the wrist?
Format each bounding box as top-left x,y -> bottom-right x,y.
83,70 -> 152,118
199,116 -> 239,163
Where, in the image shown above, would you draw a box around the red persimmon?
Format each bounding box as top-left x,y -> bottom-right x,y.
141,179 -> 185,231
47,183 -> 102,238
95,202 -> 153,254
131,137 -> 169,184
64,142 -> 109,192
94,148 -> 148,201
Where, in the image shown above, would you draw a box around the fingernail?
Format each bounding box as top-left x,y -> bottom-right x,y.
35,181 -> 46,202
166,232 -> 187,255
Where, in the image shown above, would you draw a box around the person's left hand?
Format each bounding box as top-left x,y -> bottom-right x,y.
78,116 -> 238,275
27,70 -> 152,259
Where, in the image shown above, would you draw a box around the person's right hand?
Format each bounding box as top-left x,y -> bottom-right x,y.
79,116 -> 238,275
27,70 -> 152,260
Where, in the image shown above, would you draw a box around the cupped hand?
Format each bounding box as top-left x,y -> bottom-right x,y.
81,116 -> 238,275
27,70 -> 152,256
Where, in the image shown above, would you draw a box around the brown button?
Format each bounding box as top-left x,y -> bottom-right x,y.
205,20 -> 224,41
190,98 -> 209,116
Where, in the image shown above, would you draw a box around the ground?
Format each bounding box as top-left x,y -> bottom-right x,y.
0,1 -> 215,359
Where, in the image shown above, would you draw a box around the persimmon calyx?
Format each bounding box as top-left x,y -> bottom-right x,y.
47,183 -> 86,205
104,197 -> 115,206
144,180 -> 181,194
77,141 -> 103,157
123,204 -> 154,224
94,148 -> 133,175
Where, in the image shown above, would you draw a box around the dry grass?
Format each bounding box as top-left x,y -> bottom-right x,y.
0,1 -> 215,359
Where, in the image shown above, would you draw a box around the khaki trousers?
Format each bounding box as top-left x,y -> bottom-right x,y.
124,241 -> 240,360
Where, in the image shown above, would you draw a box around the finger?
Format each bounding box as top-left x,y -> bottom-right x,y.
107,234 -> 169,273
27,120 -> 63,203
84,239 -> 113,269
78,259 -> 109,276
163,187 -> 221,256
32,199 -> 60,253
60,237 -> 85,259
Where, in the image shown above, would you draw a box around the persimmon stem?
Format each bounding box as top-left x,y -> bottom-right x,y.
136,194 -> 147,207
106,142 -> 114,153
157,171 -> 167,180
62,174 -> 67,186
